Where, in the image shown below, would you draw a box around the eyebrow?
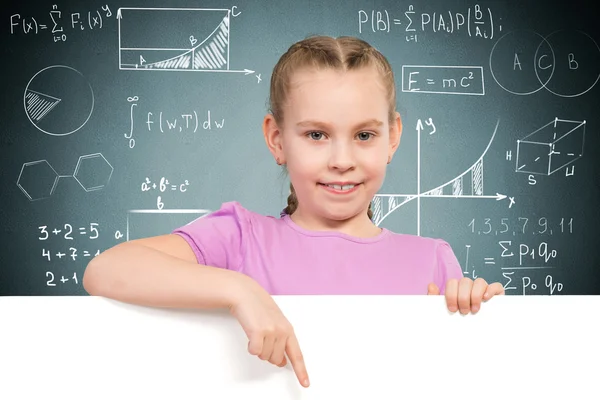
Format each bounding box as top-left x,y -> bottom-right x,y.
296,118 -> 384,130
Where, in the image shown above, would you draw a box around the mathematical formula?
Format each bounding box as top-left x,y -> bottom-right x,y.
145,110 -> 225,133
42,247 -> 101,261
39,223 -> 101,264
46,271 -> 80,287
37,223 -> 101,287
402,66 -> 485,95
141,176 -> 191,210
36,220 -> 145,287
504,273 -> 564,295
497,241 -> 558,265
465,240 -> 559,271
38,223 -> 100,240
462,215 -> 572,296
124,96 -> 226,148
358,4 -> 501,42
9,4 -> 113,42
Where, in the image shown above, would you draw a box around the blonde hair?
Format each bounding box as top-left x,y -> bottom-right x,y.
268,35 -> 397,219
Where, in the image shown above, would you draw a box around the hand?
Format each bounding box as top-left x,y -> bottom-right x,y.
228,276 -> 310,388
427,277 -> 505,314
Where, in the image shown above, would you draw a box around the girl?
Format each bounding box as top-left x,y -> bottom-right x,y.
83,35 -> 504,389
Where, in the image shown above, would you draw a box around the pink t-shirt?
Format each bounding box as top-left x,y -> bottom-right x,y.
172,201 -> 464,295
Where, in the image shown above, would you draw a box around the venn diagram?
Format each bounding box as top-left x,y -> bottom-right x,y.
490,29 -> 600,97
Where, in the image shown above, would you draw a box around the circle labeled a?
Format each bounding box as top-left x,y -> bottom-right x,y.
490,30 -> 555,95
24,65 -> 94,136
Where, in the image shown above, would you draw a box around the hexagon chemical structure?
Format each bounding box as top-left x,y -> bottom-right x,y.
73,153 -> 114,192
17,153 -> 113,200
17,160 -> 60,201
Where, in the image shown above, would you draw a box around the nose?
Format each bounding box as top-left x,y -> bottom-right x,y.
327,140 -> 356,171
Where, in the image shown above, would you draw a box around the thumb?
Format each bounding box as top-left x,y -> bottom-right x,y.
427,283 -> 440,295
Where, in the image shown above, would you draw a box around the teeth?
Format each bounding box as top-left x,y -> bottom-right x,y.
326,184 -> 355,190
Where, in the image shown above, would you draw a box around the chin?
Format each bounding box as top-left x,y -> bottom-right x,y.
321,207 -> 365,221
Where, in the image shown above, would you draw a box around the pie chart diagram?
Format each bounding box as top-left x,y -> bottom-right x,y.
23,65 -> 94,136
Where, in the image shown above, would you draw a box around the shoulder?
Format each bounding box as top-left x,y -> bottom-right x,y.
170,201 -> 270,269
183,201 -> 249,222
386,231 -> 462,286
384,231 -> 459,263
201,201 -> 251,220
384,230 -> 445,250
176,201 -> 278,235
210,201 -> 279,225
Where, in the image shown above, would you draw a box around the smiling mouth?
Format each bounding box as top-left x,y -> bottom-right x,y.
318,182 -> 362,193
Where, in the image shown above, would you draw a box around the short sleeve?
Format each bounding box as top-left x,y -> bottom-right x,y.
171,201 -> 249,271
433,239 -> 464,295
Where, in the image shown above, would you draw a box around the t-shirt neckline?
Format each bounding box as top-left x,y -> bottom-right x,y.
281,213 -> 390,244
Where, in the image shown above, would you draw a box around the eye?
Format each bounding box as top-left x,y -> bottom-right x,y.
307,131 -> 325,140
357,131 -> 375,141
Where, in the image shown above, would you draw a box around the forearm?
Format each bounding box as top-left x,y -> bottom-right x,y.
83,242 -> 247,310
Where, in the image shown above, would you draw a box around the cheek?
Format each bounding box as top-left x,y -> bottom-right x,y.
359,149 -> 388,173
287,143 -> 323,175
368,165 -> 388,183
287,157 -> 320,184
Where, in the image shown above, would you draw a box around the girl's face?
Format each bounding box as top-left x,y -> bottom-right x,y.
265,66 -> 402,226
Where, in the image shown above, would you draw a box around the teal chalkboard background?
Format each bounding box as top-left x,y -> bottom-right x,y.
2,0 -> 599,295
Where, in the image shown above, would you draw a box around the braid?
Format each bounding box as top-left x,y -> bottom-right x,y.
284,183 -> 298,216
284,183 -> 374,221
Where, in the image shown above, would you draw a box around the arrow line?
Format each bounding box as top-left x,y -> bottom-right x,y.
119,66 -> 254,74
377,194 -> 506,200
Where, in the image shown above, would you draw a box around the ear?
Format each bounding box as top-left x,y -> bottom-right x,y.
263,114 -> 285,163
388,111 -> 402,161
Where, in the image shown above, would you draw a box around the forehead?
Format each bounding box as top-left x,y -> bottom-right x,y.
285,67 -> 388,122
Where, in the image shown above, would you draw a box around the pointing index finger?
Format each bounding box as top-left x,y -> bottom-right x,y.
285,334 -> 310,388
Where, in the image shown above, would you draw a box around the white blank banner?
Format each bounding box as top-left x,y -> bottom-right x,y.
0,296 -> 597,399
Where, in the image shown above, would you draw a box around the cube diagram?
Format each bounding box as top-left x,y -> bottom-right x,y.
516,118 -> 585,175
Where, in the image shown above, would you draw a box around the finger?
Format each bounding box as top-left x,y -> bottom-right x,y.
483,282 -> 505,301
247,334 -> 263,357
427,283 -> 440,295
470,278 -> 488,314
286,333 -> 309,388
259,333 -> 276,362
444,278 -> 459,312
277,356 -> 288,368
458,278 -> 474,315
270,335 -> 288,367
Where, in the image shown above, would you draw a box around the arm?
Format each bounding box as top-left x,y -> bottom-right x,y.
82,234 -> 251,310
84,207 -> 312,388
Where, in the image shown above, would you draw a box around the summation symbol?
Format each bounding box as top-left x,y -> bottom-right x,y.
17,153 -> 113,201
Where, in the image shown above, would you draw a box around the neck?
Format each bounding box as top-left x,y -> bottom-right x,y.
289,206 -> 382,238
